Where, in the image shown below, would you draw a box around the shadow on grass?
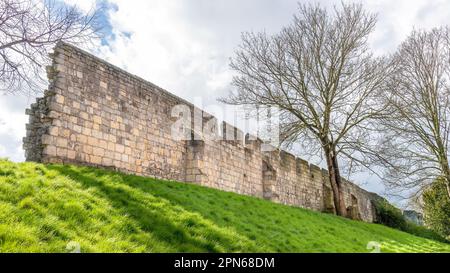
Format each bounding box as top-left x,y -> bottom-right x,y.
44,163 -> 450,253
47,164 -> 258,253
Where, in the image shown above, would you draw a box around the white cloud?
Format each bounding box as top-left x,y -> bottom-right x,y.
93,0 -> 238,108
62,0 -> 97,14
0,96 -> 28,136
0,94 -> 30,162
361,0 -> 450,56
92,0 -> 450,107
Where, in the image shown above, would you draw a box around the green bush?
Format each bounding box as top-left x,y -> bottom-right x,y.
404,222 -> 448,243
373,199 -> 448,243
423,179 -> 450,240
373,199 -> 407,230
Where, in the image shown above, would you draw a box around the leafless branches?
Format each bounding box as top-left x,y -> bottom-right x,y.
377,27 -> 450,200
222,2 -> 389,216
0,0 -> 102,94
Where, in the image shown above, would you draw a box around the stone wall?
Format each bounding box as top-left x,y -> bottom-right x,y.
24,42 -> 191,181
186,134 -> 264,197
24,42 -> 384,222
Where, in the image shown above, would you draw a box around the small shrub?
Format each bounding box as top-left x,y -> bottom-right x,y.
373,199 -> 448,243
373,199 -> 407,230
423,179 -> 450,240
404,222 -> 448,243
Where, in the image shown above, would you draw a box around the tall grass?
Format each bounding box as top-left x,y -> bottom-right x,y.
0,159 -> 449,253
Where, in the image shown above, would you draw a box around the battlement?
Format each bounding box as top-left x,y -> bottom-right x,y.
24,42 -> 383,222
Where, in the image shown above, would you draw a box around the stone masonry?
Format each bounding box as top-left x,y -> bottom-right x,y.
23,42 -> 384,222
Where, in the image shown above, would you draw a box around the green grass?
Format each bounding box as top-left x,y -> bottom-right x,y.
0,159 -> 449,253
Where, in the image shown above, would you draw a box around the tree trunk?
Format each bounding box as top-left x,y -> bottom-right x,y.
445,180 -> 450,200
442,168 -> 450,200
324,147 -> 347,217
439,157 -> 450,200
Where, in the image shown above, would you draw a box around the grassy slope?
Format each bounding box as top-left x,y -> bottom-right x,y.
0,159 -> 449,253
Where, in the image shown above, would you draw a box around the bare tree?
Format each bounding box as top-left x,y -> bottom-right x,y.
377,27 -> 450,200
222,3 -> 388,217
0,0 -> 102,94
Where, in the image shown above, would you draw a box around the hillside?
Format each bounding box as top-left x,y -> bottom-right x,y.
0,159 -> 449,253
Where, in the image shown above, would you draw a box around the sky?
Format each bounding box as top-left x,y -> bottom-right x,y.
1,0 -> 450,206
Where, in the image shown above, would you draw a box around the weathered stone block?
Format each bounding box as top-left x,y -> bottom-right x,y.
91,155 -> 102,165
43,146 -> 57,156
56,147 -> 67,157
55,94 -> 64,104
49,127 -> 59,136
112,144 -> 124,155
56,137 -> 68,148
67,150 -> 76,160
93,147 -> 105,157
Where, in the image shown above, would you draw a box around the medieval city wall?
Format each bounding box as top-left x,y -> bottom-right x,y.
24,43 -> 381,222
